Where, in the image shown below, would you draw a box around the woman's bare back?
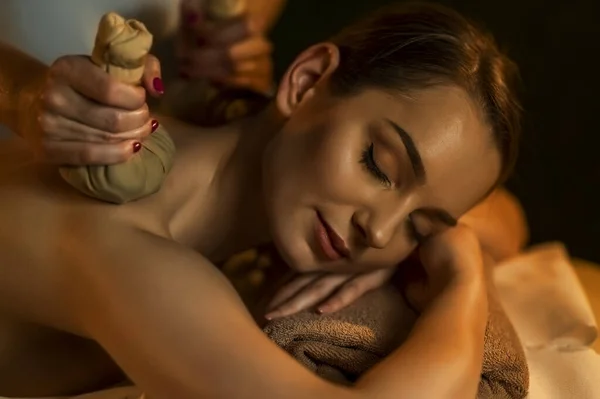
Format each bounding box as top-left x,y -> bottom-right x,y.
0,118 -> 241,396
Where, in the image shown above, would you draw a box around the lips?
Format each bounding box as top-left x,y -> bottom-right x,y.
315,212 -> 350,261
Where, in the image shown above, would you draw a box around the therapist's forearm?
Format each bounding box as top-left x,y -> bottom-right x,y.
0,40 -> 46,135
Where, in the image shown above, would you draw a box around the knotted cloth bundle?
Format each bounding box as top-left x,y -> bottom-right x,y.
59,12 -> 176,204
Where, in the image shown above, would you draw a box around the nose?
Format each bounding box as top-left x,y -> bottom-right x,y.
352,201 -> 409,249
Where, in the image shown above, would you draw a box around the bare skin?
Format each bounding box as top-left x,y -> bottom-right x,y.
0,40 -> 526,399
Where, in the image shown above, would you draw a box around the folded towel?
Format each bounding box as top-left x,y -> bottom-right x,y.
223,247 -> 529,398
263,285 -> 414,385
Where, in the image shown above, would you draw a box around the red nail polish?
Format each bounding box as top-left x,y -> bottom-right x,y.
133,142 -> 142,153
151,119 -> 159,133
152,77 -> 164,94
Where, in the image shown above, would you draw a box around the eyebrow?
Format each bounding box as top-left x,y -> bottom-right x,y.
383,119 -> 457,228
385,118 -> 426,184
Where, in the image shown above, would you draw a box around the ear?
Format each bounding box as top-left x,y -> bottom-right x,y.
275,42 -> 340,117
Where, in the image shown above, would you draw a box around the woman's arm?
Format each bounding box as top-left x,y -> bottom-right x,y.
0,40 -> 46,135
25,220 -> 486,399
460,187 -> 529,262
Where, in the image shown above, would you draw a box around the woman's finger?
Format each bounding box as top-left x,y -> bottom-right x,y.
38,138 -> 140,166
142,55 -> 164,97
318,269 -> 396,314
316,279 -> 373,314
265,274 -> 351,320
266,274 -> 320,311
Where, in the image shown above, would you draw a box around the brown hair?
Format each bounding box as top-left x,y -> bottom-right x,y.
328,2 -> 521,184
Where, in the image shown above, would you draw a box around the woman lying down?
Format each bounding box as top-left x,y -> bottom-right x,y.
0,3 -> 528,398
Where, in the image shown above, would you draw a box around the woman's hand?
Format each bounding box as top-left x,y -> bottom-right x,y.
398,224 -> 486,313
264,267 -> 396,320
177,1 -> 274,94
22,55 -> 163,165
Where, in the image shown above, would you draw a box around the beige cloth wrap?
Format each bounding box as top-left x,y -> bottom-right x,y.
59,13 -> 176,204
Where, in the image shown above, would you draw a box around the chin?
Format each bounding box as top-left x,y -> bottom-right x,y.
270,227 -> 319,273
267,206 -> 319,272
276,240 -> 320,273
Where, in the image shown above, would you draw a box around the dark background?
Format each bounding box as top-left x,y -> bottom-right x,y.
270,0 -> 600,263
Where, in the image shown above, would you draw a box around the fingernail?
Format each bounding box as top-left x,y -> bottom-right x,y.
317,306 -> 330,314
185,12 -> 198,25
133,142 -> 142,153
151,119 -> 159,133
152,77 -> 164,94
265,311 -> 279,320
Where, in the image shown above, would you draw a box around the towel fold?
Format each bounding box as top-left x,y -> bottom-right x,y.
223,248 -> 529,398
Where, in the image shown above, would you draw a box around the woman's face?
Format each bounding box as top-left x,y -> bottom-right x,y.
262,49 -> 501,273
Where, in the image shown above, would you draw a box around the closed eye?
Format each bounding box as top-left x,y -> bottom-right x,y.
360,143 -> 391,187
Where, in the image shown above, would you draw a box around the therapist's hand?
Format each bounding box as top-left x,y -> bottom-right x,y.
24,54 -> 163,165
177,1 -> 274,94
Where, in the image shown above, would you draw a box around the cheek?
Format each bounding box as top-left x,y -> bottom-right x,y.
269,120 -> 368,205
303,123 -> 370,203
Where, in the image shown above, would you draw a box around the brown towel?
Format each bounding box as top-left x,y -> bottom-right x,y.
223,248 -> 529,398
263,286 -> 415,385
59,12 -> 176,204
478,285 -> 530,399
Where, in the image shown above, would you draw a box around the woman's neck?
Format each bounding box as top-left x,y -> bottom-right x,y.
204,104 -> 284,261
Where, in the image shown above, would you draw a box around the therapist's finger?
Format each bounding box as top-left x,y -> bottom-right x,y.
43,85 -> 151,134
228,36 -> 272,61
142,55 -> 164,97
40,112 -> 156,144
50,55 -> 146,110
39,138 -> 141,166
